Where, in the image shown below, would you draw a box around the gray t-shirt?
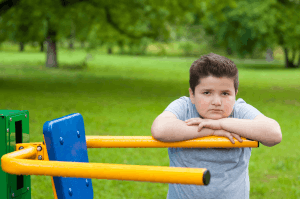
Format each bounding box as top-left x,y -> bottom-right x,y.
164,96 -> 262,199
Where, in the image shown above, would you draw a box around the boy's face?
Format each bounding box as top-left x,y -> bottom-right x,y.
189,76 -> 238,120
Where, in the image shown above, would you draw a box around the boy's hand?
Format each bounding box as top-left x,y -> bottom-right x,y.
185,118 -> 243,144
185,118 -> 222,132
213,130 -> 243,144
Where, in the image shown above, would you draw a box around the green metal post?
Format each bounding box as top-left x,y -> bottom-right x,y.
0,110 -> 31,199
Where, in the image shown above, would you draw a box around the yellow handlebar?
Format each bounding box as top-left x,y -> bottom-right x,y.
1,145 -> 209,186
86,135 -> 258,148
1,135 -> 258,186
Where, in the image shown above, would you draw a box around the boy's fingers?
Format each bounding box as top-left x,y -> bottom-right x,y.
232,134 -> 243,143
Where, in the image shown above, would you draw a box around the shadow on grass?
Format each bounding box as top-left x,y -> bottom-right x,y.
60,62 -> 88,70
0,73 -> 190,100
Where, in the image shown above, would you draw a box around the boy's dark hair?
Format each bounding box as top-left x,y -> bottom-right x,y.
189,53 -> 239,95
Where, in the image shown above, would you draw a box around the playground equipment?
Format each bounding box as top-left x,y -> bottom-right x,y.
0,110 -> 259,199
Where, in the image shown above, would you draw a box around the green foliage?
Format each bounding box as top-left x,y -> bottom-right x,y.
200,0 -> 300,61
0,0 -> 206,56
201,0 -> 277,58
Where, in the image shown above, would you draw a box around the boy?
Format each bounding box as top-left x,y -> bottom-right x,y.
151,53 -> 282,199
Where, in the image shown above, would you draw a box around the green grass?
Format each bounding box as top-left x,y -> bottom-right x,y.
0,45 -> 299,199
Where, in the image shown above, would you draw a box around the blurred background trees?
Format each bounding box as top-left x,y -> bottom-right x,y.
0,0 -> 299,68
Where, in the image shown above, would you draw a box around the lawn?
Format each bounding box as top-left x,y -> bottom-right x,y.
0,44 -> 299,199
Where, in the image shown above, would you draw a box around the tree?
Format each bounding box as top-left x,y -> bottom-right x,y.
1,0 -> 239,68
273,0 -> 300,68
200,0 -> 300,68
0,0 -> 205,67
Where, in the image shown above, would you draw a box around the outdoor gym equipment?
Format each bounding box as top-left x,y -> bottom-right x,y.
0,110 -> 259,199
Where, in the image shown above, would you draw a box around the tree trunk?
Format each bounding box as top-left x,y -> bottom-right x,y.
283,47 -> 299,68
226,47 -> 232,55
107,47 -> 112,54
69,20 -> 75,50
46,16 -> 58,68
19,42 -> 24,52
117,40 -> 124,54
69,40 -> 74,49
46,35 -> 58,68
40,41 -> 44,52
298,52 -> 300,67
284,48 -> 289,68
266,48 -> 273,62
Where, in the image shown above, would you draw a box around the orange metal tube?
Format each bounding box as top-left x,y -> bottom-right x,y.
1,146 -> 210,186
86,136 -> 259,148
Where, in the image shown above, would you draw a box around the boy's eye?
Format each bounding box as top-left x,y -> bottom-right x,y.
203,92 -> 229,95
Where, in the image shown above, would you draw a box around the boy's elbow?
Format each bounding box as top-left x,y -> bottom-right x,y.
273,124 -> 282,146
151,125 -> 162,140
262,134 -> 282,147
264,123 -> 282,147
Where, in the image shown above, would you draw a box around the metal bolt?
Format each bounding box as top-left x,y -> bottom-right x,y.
25,114 -> 27,118
27,187 -> 29,191
59,137 -> 64,145
37,146 -> 42,151
12,193 -> 14,197
19,146 -> 24,150
38,155 -> 42,160
10,118 -> 12,122
68,188 -> 73,196
77,131 -> 80,138
86,179 -> 89,187
7,128 -> 9,133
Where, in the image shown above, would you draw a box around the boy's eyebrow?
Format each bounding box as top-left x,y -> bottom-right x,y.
202,89 -> 232,92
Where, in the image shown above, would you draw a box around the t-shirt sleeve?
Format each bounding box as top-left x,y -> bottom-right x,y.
164,97 -> 188,121
234,98 -> 263,120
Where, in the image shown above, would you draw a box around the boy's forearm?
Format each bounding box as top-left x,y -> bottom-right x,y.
220,118 -> 282,147
152,118 -> 214,142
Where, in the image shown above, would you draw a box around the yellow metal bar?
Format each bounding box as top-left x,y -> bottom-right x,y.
1,146 -> 209,186
2,135 -> 258,187
86,136 -> 259,148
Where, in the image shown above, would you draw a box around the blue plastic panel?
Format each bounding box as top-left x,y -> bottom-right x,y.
43,113 -> 93,199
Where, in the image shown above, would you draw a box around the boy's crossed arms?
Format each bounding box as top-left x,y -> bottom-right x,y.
185,115 -> 282,147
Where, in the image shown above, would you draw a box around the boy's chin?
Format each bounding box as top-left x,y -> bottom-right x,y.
203,115 -> 226,120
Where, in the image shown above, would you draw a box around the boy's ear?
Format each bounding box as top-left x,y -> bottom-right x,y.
189,88 -> 195,104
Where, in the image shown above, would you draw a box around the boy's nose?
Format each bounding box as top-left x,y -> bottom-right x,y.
212,98 -> 222,105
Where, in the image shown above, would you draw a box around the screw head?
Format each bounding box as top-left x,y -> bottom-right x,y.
10,118 -> 12,122
86,179 -> 89,187
59,137 -> 64,145
25,114 -> 27,118
68,188 -> 73,196
7,128 -> 9,133
38,155 -> 42,160
37,146 -> 42,151
19,146 -> 24,150
12,193 -> 14,197
27,187 -> 29,190
77,131 -> 80,138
